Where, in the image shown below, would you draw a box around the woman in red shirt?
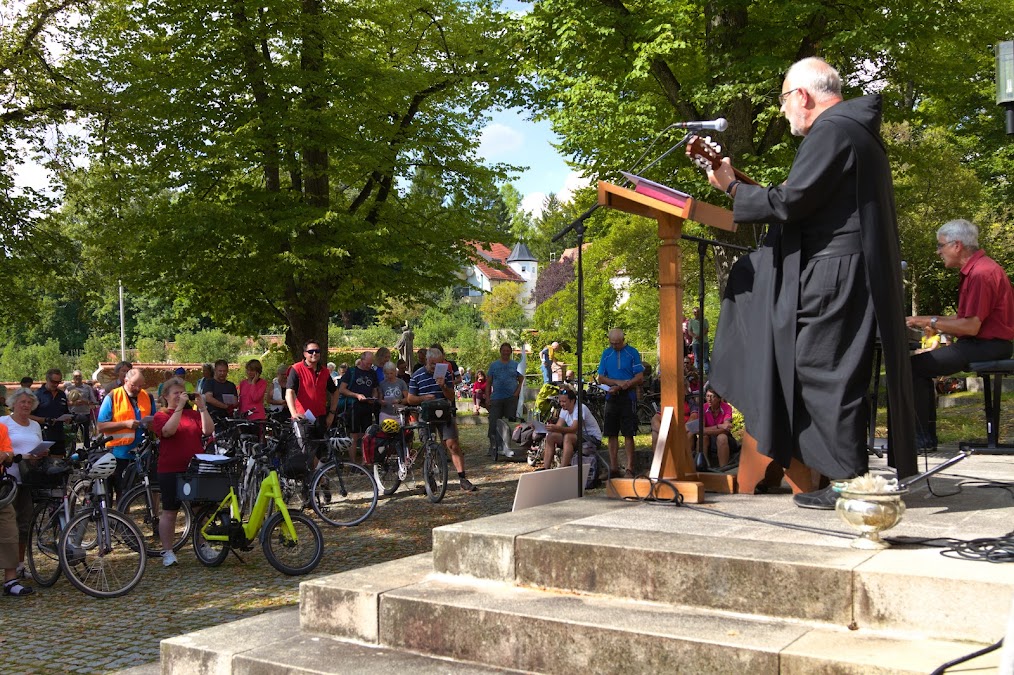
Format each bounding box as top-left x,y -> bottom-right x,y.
152,378 -> 213,567
471,371 -> 488,413
238,359 -> 267,421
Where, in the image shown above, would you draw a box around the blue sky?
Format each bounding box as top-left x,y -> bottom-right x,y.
478,107 -> 585,217
485,1 -> 585,216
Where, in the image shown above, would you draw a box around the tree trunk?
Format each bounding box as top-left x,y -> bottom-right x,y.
284,287 -> 330,362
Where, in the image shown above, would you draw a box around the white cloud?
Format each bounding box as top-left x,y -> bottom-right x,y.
520,171 -> 591,218
478,122 -> 524,160
557,171 -> 591,204
521,191 -> 547,217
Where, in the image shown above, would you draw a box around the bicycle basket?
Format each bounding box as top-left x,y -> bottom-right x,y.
178,454 -> 237,502
420,399 -> 453,423
20,456 -> 71,488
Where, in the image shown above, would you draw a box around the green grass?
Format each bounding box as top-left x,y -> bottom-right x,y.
875,389 -> 1013,445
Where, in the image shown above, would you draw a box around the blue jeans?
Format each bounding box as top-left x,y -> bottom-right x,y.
693,342 -> 710,375
540,364 -> 551,383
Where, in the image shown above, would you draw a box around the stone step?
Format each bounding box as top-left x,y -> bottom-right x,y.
378,576 -> 999,675
161,605 -> 510,675
430,497 -> 1014,643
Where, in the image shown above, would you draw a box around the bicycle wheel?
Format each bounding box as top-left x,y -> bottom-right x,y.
636,402 -> 655,434
422,442 -> 448,503
192,505 -> 230,567
119,485 -> 193,555
310,461 -> 378,527
261,510 -> 323,576
27,501 -> 63,587
372,444 -> 401,496
58,509 -> 147,599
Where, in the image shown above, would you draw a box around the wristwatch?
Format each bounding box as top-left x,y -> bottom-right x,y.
930,316 -> 939,330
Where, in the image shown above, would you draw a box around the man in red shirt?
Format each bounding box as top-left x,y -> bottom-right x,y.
285,340 -> 338,466
907,219 -> 1014,450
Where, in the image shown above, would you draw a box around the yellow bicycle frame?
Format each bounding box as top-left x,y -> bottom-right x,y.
199,469 -> 300,544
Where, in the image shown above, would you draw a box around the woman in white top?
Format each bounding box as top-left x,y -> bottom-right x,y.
268,365 -> 288,415
1,387 -> 45,593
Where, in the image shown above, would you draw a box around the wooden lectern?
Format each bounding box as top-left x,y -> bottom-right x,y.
597,181 -> 737,503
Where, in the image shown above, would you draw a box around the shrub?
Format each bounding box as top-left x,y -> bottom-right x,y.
0,340 -> 72,381
173,329 -> 246,363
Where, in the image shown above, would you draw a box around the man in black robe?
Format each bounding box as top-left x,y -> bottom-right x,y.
699,57 -> 917,508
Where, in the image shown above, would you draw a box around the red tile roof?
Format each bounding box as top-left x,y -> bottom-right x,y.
473,243 -> 524,282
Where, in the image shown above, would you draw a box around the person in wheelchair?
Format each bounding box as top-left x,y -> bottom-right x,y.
541,389 -> 602,471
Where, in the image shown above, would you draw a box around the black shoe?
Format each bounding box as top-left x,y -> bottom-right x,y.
792,485 -> 841,510
916,430 -> 938,453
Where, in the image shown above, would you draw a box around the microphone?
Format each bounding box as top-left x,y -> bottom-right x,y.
674,118 -> 728,132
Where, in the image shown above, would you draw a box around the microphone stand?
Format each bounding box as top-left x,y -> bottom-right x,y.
552,203 -> 599,498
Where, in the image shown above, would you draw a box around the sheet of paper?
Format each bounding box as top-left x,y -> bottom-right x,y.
598,383 -> 611,392
304,409 -> 317,423
28,441 -> 56,456
531,420 -> 547,434
433,362 -> 448,382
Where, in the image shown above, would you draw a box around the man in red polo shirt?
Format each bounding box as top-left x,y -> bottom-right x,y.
907,219 -> 1014,451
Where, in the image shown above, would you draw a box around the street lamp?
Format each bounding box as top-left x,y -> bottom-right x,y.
997,41 -> 1014,134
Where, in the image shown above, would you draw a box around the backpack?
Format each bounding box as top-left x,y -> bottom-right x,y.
511,422 -> 535,448
571,451 -> 601,490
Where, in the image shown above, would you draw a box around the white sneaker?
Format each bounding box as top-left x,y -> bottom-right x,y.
162,550 -> 178,567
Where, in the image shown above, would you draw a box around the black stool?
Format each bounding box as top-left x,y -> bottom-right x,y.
958,359 -> 1014,455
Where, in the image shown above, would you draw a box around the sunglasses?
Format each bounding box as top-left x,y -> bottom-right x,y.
305,349 -> 322,354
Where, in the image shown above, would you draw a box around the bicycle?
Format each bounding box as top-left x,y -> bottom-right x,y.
58,449 -> 147,598
371,403 -> 449,503
25,461 -> 77,587
24,428 -> 107,586
307,423 -> 378,527
117,433 -> 194,556
191,453 -> 324,575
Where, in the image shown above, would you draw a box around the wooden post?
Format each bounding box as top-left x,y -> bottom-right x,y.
597,181 -> 737,502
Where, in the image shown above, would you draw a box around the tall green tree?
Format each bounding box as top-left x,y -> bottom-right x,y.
520,0 -> 1014,284
4,0 -> 524,360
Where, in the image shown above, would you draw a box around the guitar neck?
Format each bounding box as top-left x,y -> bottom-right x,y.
732,167 -> 760,186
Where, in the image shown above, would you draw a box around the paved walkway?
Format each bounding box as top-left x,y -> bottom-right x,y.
0,423 -> 535,675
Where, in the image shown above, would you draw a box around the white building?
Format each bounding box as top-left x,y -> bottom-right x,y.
459,242 -> 539,319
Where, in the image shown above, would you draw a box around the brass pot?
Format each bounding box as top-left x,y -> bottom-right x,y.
835,489 -> 908,549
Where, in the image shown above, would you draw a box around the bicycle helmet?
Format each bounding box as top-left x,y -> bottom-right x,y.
0,474 -> 17,509
364,423 -> 380,438
380,418 -> 401,435
87,452 -> 118,479
327,431 -> 353,454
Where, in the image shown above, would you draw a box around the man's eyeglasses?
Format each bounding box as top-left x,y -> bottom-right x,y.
936,241 -> 956,250
778,88 -> 799,105
305,349 -> 322,354
49,379 -> 62,385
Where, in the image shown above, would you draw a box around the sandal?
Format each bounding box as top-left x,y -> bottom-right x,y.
608,469 -> 623,479
623,469 -> 635,479
3,579 -> 34,596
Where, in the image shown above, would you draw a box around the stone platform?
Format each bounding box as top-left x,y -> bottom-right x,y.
161,448 -> 1014,674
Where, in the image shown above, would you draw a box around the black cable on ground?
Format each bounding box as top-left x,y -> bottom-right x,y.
929,638 -> 1004,675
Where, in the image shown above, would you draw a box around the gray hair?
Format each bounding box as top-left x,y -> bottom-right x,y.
383,361 -> 398,373
937,219 -> 979,251
8,387 -> 39,411
785,57 -> 842,102
426,348 -> 442,363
